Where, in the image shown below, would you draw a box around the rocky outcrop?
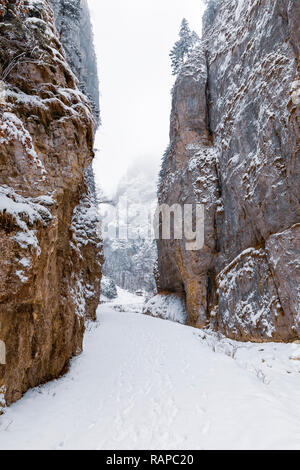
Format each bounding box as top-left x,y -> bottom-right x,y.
0,0 -> 102,407
49,0 -> 100,123
143,293 -> 187,325
157,0 -> 300,342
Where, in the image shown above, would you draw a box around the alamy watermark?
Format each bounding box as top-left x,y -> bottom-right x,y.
99,198 -> 205,251
153,203 -> 204,251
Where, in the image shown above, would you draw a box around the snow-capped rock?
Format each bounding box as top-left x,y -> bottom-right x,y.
156,0 -> 300,341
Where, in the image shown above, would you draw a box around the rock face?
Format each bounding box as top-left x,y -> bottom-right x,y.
49,0 -> 100,123
0,0 -> 102,407
157,0 -> 300,342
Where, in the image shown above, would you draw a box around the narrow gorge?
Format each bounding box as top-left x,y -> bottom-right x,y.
0,0 -> 299,451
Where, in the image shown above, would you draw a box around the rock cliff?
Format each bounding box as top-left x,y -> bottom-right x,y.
157,0 -> 300,342
49,0 -> 100,123
0,0 -> 102,407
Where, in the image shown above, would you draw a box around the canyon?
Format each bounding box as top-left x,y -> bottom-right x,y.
0,0 -> 299,423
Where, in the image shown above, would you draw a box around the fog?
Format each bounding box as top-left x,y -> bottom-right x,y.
88,0 -> 205,197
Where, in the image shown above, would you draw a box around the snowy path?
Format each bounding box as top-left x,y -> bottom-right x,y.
1,299 -> 300,449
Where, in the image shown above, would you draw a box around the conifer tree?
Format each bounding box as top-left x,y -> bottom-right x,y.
169,18 -> 199,75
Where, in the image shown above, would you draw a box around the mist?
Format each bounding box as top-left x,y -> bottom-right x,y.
88,0 -> 205,198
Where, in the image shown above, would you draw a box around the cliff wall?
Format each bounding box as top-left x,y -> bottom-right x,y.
49,0 -> 100,123
0,0 -> 102,407
157,0 -> 300,342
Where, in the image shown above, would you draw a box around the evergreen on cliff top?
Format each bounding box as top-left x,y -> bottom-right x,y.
169,18 -> 199,76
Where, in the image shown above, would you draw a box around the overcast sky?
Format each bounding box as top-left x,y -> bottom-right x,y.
88,0 -> 206,197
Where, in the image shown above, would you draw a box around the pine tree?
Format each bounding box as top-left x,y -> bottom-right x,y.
169,18 -> 199,76
101,276 -> 118,300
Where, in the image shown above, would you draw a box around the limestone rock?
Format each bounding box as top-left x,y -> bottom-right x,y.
0,0 -> 102,406
157,0 -> 300,341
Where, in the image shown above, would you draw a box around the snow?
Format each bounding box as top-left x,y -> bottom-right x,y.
70,166 -> 101,255
0,186 -> 53,257
18,257 -> 31,268
102,287 -> 146,314
71,202 -> 98,249
235,0 -> 245,21
216,247 -> 281,338
0,186 -> 51,229
15,270 -> 28,283
6,90 -> 47,109
143,293 -> 187,324
0,112 -> 46,177
112,287 -> 146,306
25,16 -> 58,43
1,296 -> 300,450
12,231 -> 40,255
70,278 -> 86,319
0,386 -> 6,414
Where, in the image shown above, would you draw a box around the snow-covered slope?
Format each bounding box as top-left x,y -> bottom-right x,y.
0,303 -> 300,450
143,293 -> 187,324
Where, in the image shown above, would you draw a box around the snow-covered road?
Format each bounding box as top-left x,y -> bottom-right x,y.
1,298 -> 300,450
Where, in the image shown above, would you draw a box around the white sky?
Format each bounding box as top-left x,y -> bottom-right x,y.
88,0 -> 205,197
